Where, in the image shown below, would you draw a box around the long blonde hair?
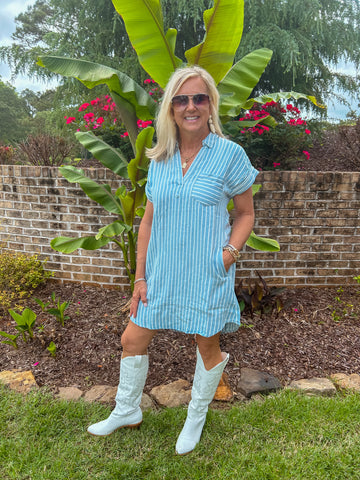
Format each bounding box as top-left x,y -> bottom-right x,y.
146,65 -> 224,161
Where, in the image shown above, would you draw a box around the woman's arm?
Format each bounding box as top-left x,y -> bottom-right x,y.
223,187 -> 255,272
129,200 -> 154,318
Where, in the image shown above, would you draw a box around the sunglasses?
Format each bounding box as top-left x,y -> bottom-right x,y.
171,93 -> 210,109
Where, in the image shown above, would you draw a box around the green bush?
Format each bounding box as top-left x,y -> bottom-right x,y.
0,251 -> 53,313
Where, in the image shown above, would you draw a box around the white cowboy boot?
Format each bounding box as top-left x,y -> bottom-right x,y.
87,354 -> 148,436
175,348 -> 229,455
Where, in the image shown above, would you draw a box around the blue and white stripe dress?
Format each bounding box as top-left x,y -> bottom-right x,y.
131,133 -> 258,336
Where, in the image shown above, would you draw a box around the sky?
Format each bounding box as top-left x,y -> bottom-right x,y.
0,0 -> 56,92
0,0 -> 358,119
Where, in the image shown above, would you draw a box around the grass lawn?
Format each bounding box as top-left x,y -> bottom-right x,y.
0,385 -> 359,480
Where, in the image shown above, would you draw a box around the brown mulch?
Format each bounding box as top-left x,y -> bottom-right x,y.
1,281 -> 359,395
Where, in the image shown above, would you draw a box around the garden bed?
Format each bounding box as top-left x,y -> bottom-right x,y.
1,281 -> 359,394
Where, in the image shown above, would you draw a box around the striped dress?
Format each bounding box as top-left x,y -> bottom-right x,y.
131,133 -> 258,336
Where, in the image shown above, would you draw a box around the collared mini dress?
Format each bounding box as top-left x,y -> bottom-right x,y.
131,133 -> 259,336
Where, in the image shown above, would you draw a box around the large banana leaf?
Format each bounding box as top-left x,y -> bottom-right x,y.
51,235 -> 111,253
243,91 -> 326,110
247,232 -> 280,252
95,221 -> 127,240
112,0 -> 182,88
185,0 -> 244,85
218,49 -> 273,119
59,166 -> 124,215
75,132 -> 129,178
37,56 -> 156,121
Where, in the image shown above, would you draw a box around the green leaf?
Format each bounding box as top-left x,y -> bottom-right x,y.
37,56 -> 156,120
243,91 -> 325,110
128,127 -> 154,186
59,166 -> 123,215
95,221 -> 127,240
51,235 -> 111,254
112,0 -> 182,88
75,132 -> 129,178
246,232 -> 280,252
185,0 -> 244,84
218,48 -> 273,118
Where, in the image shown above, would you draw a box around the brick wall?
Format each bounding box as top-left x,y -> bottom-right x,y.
1,165 -> 359,289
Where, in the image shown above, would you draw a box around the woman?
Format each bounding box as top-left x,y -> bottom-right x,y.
87,65 -> 258,455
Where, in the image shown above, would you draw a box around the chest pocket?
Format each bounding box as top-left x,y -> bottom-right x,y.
191,174 -> 224,206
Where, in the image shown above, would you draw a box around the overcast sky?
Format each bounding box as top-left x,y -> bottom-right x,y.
0,0 -> 56,91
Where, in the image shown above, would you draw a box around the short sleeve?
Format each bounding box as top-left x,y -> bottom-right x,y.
224,145 -> 259,198
145,159 -> 154,202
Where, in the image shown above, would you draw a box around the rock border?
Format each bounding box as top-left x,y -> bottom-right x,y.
0,369 -> 359,408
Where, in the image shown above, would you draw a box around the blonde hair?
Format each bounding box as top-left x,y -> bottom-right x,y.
146,65 -> 224,161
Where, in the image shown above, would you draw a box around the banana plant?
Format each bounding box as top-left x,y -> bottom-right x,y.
51,127 -> 154,290
37,0 -> 328,287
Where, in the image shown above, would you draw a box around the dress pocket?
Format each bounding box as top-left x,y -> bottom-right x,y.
214,248 -> 227,278
191,174 -> 224,206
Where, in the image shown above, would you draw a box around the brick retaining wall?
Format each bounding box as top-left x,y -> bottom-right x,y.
1,165 -> 359,289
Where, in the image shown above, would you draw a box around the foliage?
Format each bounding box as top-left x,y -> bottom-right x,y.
0,330 -> 20,349
235,271 -> 286,317
226,101 -> 314,170
47,341 -> 57,357
8,308 -> 37,342
0,251 -> 53,314
0,81 -> 30,144
16,134 -> 76,166
238,0 -> 360,111
0,144 -> 16,165
46,296 -> 71,327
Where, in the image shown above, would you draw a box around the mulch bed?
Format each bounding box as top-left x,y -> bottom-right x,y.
1,281 -> 359,395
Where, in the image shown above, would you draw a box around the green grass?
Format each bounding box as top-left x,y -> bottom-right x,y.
1,385 -> 360,480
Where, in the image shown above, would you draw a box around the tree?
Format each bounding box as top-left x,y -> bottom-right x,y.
0,81 -> 30,144
238,0 -> 360,110
0,0 -> 140,97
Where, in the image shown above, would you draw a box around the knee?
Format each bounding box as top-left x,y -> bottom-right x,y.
120,329 -> 137,354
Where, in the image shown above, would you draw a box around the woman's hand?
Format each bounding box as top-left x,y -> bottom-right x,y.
222,250 -> 235,273
129,280 -> 148,318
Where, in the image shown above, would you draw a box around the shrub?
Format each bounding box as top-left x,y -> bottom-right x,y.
230,101 -> 314,170
0,144 -> 16,164
0,251 -> 53,313
16,134 -> 76,166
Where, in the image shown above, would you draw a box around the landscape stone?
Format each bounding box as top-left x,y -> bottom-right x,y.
289,377 -> 336,396
83,385 -> 117,403
150,379 -> 191,407
237,368 -> 283,398
0,369 -> 38,394
330,373 -> 360,392
140,393 -> 155,410
214,372 -> 234,401
56,387 -> 83,401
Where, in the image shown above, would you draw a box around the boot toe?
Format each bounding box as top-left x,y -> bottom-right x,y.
175,436 -> 197,455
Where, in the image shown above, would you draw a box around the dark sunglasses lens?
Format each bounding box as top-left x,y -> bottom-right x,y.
193,94 -> 209,105
172,95 -> 189,108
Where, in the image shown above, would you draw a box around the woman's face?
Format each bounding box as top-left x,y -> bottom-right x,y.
171,76 -> 211,140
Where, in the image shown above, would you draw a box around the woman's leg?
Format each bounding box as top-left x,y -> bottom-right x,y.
87,321 -> 156,436
121,320 -> 157,357
175,332 -> 229,455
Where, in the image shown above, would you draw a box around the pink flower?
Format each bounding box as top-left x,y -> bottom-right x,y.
303,150 -> 310,160
32,362 -> 39,366
305,129 -> 311,135
102,104 -> 109,111
273,162 -> 281,168
91,98 -> 100,106
78,102 -> 90,111
66,117 -> 76,124
96,117 -> 105,124
286,104 -> 293,110
84,112 -> 95,122
121,132 -> 129,137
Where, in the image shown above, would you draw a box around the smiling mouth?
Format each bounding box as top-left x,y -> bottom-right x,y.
184,116 -> 199,120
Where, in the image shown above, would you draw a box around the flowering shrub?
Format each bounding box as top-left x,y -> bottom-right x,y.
64,80 -> 162,158
0,144 -> 15,164
231,101 -> 314,170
